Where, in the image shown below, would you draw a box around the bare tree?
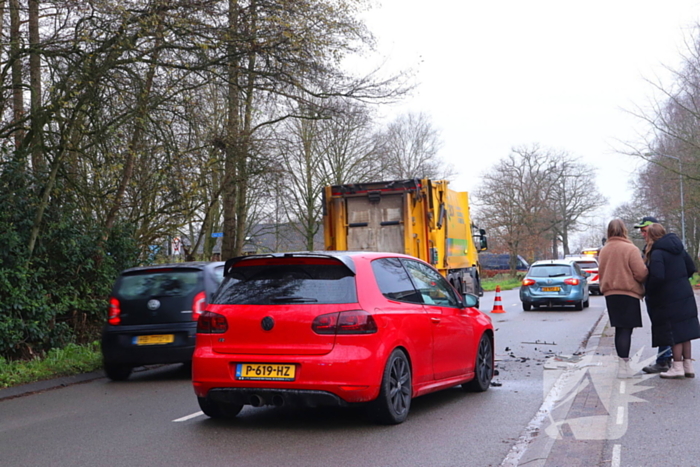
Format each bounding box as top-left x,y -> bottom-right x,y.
475,145 -> 560,270
317,99 -> 382,186
0,0 -> 409,263
0,0 -> 414,355
273,105 -> 327,250
570,221 -> 608,254
475,145 -> 605,268
374,112 -> 453,180
548,153 -> 607,255
622,23 -> 700,259
629,155 -> 700,259
217,0 -> 409,258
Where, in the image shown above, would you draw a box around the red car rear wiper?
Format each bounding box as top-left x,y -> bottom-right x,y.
270,296 -> 319,303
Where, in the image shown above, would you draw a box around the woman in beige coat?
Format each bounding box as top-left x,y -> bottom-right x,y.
598,219 -> 649,378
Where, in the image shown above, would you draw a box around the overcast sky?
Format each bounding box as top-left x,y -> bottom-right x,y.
358,1 -> 700,214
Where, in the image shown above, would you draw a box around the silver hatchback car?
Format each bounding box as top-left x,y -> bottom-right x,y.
519,259 -> 590,311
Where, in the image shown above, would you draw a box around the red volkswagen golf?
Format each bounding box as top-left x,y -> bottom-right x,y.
192,251 -> 494,424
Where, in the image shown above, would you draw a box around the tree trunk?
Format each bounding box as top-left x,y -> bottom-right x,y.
305,125 -> 315,250
233,0 -> 257,256
508,239 -> 520,276
221,0 -> 241,259
9,0 -> 24,150
0,0 -> 7,119
28,0 -> 44,173
202,198 -> 220,260
561,228 -> 570,256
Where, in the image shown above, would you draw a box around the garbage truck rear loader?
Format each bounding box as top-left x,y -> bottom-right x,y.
322,179 -> 487,296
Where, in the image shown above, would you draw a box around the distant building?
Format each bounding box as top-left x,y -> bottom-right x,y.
176,223 -> 325,260
241,223 -> 325,254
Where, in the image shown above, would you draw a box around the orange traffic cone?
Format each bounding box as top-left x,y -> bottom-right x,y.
491,285 -> 505,313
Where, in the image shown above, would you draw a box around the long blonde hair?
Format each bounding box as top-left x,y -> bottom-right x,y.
644,223 -> 667,262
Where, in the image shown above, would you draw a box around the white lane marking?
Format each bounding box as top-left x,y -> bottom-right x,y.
173,411 -> 204,422
611,444 -> 621,467
620,381 -> 626,394
616,407 -> 624,425
499,311 -> 610,466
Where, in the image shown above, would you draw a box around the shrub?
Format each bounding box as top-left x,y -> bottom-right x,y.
0,163 -> 140,360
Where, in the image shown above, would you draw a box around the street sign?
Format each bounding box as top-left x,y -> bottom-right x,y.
211,232 -> 223,238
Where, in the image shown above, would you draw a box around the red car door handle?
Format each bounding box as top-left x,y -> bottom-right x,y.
430,317 -> 441,324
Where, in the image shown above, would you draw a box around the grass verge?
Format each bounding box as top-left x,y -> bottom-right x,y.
0,342 -> 102,389
482,273 -> 523,292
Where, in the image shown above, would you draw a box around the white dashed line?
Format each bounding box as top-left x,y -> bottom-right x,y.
173,411 -> 204,422
611,444 -> 621,467
616,407 -> 624,425
619,381 -> 626,394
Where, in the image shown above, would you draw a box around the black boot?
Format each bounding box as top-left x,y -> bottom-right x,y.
642,360 -> 671,374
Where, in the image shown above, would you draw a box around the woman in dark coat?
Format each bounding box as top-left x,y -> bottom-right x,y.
644,223 -> 700,379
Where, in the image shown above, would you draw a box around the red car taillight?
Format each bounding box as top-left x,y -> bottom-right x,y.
192,291 -> 207,321
312,310 -> 378,335
564,278 -> 580,285
108,297 -> 121,325
522,278 -> 536,286
197,311 -> 228,333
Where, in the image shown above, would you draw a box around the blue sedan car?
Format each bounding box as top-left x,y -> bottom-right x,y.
520,259 -> 590,311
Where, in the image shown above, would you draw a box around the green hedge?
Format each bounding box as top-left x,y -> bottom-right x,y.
0,163 -> 139,360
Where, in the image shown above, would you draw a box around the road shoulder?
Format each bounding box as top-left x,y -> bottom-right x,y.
0,370 -> 106,401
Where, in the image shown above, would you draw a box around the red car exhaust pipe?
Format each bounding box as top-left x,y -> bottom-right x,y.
272,395 -> 285,407
249,394 -> 264,407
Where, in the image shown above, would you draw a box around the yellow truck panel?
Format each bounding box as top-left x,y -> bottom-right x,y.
444,189 -> 471,270
322,179 -> 487,296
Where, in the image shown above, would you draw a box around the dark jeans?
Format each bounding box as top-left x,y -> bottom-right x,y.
657,345 -> 672,363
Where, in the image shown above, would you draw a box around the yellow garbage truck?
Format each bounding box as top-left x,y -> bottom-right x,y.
322,178 -> 487,296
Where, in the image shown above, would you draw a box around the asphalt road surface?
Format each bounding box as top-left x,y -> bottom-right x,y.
1,289 -> 698,467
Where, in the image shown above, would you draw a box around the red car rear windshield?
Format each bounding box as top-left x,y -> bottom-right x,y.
212,262 -> 357,305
